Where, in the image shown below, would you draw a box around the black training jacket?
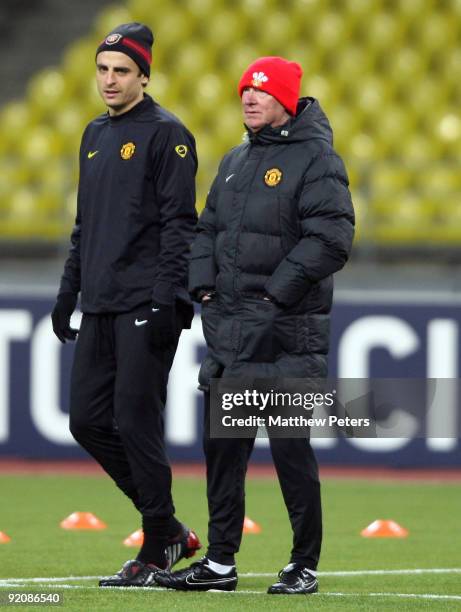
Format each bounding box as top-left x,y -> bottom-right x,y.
59,94 -> 197,312
189,97 -> 355,384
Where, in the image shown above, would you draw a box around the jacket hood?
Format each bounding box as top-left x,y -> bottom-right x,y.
246,97 -> 333,146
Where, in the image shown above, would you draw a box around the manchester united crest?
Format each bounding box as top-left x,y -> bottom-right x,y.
120,142 -> 136,160
264,168 -> 282,187
105,33 -> 122,45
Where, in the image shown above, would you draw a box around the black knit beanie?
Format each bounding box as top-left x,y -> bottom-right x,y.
96,22 -> 154,77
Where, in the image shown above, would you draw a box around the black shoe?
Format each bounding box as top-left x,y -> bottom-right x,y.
166,524 -> 202,569
155,557 -> 237,591
267,563 -> 318,595
99,559 -> 160,587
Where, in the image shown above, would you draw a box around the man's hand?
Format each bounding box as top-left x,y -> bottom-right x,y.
51,293 -> 78,343
145,303 -> 177,349
199,290 -> 216,303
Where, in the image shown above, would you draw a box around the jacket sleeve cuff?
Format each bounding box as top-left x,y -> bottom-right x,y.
152,281 -> 175,306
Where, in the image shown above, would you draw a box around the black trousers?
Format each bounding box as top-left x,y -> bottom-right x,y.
203,393 -> 322,569
69,303 -> 182,521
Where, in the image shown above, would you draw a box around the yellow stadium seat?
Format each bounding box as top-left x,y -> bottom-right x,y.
194,73 -> 226,111
418,14 -> 456,52
27,69 -> 73,123
221,44 -> 261,84
372,193 -> 435,236
153,9 -> 194,65
93,5 -> 134,39
20,126 -> 62,165
36,188 -> 62,215
239,0 -> 278,18
375,109 -> 415,155
257,11 -> 299,52
402,135 -> 435,164
443,48 -> 461,81
0,102 -> 36,150
312,12 -> 349,50
7,187 -> 37,220
172,44 -> 213,82
421,166 -> 460,195
438,197 -> 461,227
345,0 -> 384,20
365,13 -> 405,51
371,164 -> 412,196
355,77 -> 393,116
397,0 -> 432,19
387,46 -> 425,85
332,46 -> 374,84
62,38 -> 97,87
187,0 -> 225,20
203,11 -> 248,52
146,71 -> 171,102
349,132 -> 381,161
328,108 -> 361,157
303,74 -> 338,106
436,112 -> 461,145
128,0 -> 158,23
55,104 -> 88,148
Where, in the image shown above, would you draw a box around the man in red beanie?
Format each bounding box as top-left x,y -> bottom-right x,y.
51,22 -> 202,586
157,56 -> 354,595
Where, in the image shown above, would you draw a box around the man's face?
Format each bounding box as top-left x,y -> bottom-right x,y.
96,51 -> 148,115
241,87 -> 290,132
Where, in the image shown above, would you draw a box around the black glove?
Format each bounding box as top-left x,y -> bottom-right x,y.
146,302 -> 177,349
51,292 -> 78,343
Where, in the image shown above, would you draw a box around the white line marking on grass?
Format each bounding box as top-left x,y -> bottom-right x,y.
322,568 -> 461,577
0,568 -> 460,588
0,575 -> 100,584
321,592 -> 461,601
1,584 -> 460,601
242,568 -> 461,578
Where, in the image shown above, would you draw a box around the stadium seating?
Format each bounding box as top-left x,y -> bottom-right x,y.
0,0 -> 459,245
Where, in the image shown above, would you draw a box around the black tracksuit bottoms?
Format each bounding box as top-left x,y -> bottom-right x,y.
69,304 -> 182,523
203,393 -> 322,570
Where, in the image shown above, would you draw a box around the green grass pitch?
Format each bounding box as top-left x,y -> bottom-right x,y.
0,473 -> 460,610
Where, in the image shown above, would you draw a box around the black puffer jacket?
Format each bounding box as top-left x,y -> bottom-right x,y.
189,97 -> 354,386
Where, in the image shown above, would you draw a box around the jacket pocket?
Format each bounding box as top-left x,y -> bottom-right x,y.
235,297 -> 295,362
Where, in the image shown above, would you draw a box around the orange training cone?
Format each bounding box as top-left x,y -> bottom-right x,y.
123,529 -> 144,547
0,531 -> 11,543
243,516 -> 262,534
60,512 -> 107,530
361,519 -> 408,538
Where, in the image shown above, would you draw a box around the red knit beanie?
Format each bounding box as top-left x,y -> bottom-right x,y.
238,56 -> 303,116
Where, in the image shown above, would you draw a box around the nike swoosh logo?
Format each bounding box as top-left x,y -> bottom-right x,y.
134,319 -> 148,326
225,173 -> 235,183
88,151 -> 99,159
185,574 -> 235,585
151,308 -> 160,313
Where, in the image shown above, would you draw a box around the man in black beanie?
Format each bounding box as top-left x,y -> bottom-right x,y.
51,22 -> 201,586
